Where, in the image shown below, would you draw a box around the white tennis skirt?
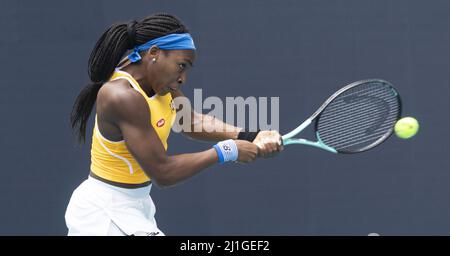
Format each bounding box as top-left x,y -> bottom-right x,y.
65,176 -> 164,236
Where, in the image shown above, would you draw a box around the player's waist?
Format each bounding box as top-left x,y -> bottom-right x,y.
89,171 -> 152,193
89,170 -> 152,189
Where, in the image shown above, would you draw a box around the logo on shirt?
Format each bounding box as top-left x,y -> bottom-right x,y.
156,118 -> 165,127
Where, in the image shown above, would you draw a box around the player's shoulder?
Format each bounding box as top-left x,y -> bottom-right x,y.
99,79 -> 145,107
97,79 -> 148,121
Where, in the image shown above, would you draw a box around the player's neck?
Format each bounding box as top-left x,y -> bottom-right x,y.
121,65 -> 155,97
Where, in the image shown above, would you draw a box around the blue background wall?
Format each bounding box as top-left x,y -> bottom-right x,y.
1,0 -> 449,235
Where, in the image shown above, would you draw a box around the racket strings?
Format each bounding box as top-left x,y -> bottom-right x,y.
319,92 -> 399,150
319,113 -> 398,142
319,85 -> 394,118
318,98 -> 397,131
319,85 -> 394,129
318,97 -> 397,136
320,105 -> 398,150
319,91 -> 396,121
332,129 -> 393,149
328,120 -> 396,148
317,82 -> 400,152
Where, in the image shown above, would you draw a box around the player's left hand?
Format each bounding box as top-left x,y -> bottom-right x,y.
253,130 -> 284,158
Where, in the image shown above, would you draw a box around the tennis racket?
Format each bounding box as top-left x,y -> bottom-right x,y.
282,79 -> 402,153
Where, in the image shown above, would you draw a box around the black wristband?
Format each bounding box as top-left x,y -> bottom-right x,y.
237,129 -> 260,142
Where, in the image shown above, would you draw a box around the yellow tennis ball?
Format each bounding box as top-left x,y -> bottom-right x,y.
394,117 -> 419,139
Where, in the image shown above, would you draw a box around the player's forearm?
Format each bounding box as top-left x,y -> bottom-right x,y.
183,112 -> 242,142
151,148 -> 219,187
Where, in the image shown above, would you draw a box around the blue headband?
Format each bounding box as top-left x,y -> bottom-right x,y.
127,33 -> 196,63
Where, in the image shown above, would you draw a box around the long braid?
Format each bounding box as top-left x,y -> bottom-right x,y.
70,13 -> 189,143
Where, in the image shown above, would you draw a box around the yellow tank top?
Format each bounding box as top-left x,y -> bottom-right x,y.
90,70 -> 176,186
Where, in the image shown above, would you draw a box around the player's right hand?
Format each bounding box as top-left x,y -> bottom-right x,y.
253,130 -> 284,158
235,140 -> 259,163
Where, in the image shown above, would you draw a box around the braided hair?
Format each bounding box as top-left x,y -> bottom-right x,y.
70,13 -> 189,143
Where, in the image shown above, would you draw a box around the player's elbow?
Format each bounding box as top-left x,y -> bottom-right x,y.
151,175 -> 177,188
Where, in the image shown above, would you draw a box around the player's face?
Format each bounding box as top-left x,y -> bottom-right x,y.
152,50 -> 195,95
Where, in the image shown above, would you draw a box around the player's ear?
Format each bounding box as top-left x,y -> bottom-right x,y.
145,45 -> 160,62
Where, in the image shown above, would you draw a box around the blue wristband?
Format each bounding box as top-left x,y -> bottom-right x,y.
213,144 -> 225,163
213,139 -> 238,164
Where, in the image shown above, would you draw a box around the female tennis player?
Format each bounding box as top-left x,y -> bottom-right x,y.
66,13 -> 283,236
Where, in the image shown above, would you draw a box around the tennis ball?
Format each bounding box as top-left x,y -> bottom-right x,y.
394,117 -> 419,139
